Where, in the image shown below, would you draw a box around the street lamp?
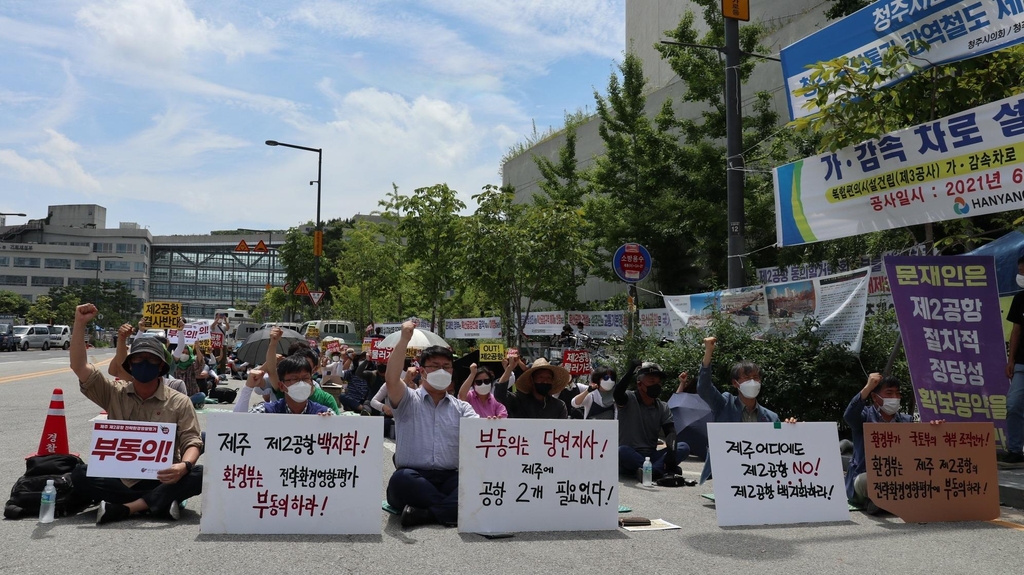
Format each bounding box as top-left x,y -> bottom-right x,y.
265,140 -> 322,296
0,212 -> 27,216
94,255 -> 123,284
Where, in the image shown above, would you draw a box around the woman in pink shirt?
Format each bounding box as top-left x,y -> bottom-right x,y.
458,363 -> 508,419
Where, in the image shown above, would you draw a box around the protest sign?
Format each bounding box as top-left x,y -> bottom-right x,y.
885,256 -> 1009,450
782,0 -> 1024,120
706,422 -> 849,527
168,322 -> 211,345
326,340 -> 343,355
864,422 -> 999,522
666,267 -> 870,352
564,309 -> 675,339
305,326 -> 320,339
522,311 -> 566,336
776,94 -> 1024,247
87,420 -> 176,481
141,301 -> 181,330
211,331 -> 224,349
561,349 -> 592,377
444,317 -> 502,339
480,343 -> 505,362
369,340 -> 392,363
200,413 -> 383,534
458,419 -> 618,534
507,347 -> 519,359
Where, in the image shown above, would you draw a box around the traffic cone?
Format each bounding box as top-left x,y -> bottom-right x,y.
28,388 -> 75,458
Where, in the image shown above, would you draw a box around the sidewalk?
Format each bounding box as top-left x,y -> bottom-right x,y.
999,466 -> 1024,509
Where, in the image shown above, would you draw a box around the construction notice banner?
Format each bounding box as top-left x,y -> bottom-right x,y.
864,422 -> 999,522
665,267 -> 870,352
775,93 -> 1024,247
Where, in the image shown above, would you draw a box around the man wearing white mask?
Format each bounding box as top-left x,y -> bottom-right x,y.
696,337 -> 793,484
384,322 -> 477,529
1003,256 -> 1024,466
844,372 -> 912,511
245,356 -> 332,415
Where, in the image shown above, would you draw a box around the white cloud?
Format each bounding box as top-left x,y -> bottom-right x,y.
0,129 -> 100,191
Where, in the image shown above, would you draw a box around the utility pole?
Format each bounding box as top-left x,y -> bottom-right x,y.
724,13 -> 744,289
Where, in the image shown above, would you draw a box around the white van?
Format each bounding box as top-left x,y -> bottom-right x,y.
298,320 -> 360,345
14,325 -> 51,351
49,325 -> 71,350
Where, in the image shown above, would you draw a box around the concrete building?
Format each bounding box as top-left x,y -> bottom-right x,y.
0,204 -> 152,303
502,0 -> 830,301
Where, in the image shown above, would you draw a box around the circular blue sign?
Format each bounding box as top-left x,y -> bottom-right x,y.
612,243 -> 652,283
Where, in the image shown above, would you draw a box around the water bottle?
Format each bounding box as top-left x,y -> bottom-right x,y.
39,479 -> 56,523
642,457 -> 653,487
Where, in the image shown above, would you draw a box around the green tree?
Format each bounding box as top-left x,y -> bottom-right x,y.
379,183 -> 467,330
824,0 -> 871,20
251,287 -> 290,323
26,295 -> 54,325
0,289 -> 30,316
330,219 -> 404,328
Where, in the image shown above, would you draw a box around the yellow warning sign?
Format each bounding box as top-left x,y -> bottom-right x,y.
253,240 -> 269,253
234,240 -> 251,253
293,280 -> 310,296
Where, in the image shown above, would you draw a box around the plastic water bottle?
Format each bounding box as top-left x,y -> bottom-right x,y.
39,479 -> 56,523
642,457 -> 653,487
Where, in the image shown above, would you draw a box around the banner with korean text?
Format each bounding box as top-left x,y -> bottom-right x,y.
782,0 -> 1024,120
665,267 -> 870,352
776,93 -> 1024,247
200,413 -> 383,534
885,255 -> 1009,449
141,301 -> 181,330
444,317 -> 502,339
458,419 -> 618,533
707,422 -> 849,527
521,311 -> 566,336
87,420 -> 176,481
565,309 -> 675,338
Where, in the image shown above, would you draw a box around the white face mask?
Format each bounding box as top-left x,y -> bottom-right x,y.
599,377 -> 615,391
425,369 -> 452,391
1017,274 -> 1024,289
475,383 -> 492,395
878,397 -> 901,415
738,379 -> 761,399
286,381 -> 312,402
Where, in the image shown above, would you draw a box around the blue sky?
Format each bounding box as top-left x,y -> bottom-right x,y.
0,0 -> 624,235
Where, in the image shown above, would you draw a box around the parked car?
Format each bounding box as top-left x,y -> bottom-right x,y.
0,323 -> 16,352
49,324 -> 71,350
13,325 -> 51,351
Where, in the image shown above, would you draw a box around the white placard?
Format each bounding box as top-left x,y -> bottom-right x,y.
86,419 -> 177,480
168,322 -> 211,344
458,418 -> 618,534
200,413 -> 383,534
707,422 -> 849,527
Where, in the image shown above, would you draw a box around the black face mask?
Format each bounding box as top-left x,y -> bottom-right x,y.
645,384 -> 663,398
534,383 -> 553,396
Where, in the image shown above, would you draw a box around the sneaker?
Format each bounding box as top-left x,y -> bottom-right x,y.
168,501 -> 180,521
96,501 -> 130,525
999,452 -> 1024,468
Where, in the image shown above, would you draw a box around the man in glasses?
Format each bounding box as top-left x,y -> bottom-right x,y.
384,321 -> 478,529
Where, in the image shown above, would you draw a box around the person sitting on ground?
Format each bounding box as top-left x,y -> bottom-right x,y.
338,352 -> 372,412
572,366 -> 619,420
262,327 -> 340,414
235,364 -> 332,415
494,358 -> 569,419
69,303 -> 203,525
169,320 -> 205,408
697,336 -> 796,484
109,322 -> 188,397
671,371 -> 712,461
384,322 -> 477,529
844,372 -> 917,512
614,361 -> 690,479
458,363 -> 508,419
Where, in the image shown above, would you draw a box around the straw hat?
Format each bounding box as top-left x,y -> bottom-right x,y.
515,358 -> 571,396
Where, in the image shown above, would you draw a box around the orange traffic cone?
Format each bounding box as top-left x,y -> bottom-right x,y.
29,388 -> 75,458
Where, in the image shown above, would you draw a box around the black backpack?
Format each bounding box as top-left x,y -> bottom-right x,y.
208,386 -> 238,403
4,454 -> 92,520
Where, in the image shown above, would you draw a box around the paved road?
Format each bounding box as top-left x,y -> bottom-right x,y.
1,352 -> 1022,574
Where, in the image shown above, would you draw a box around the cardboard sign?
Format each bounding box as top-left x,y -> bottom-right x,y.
480,343 -> 505,362
168,322 -> 211,345
141,301 -> 182,330
200,413 -> 384,534
706,422 -> 849,527
458,419 -> 618,534
86,420 -> 176,480
864,422 -> 999,522
561,349 -> 592,377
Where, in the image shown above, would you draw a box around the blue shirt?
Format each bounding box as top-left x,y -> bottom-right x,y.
843,392 -> 912,501
249,398 -> 331,415
342,369 -> 369,402
393,386 -> 477,470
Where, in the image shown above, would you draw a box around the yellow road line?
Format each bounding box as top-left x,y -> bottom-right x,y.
988,519 -> 1024,531
0,358 -> 112,385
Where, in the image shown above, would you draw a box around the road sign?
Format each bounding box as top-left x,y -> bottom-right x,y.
293,280 -> 310,296
313,230 -> 324,257
612,243 -> 652,284
233,240 -> 250,253
252,240 -> 268,253
721,0 -> 749,21
308,291 -> 325,306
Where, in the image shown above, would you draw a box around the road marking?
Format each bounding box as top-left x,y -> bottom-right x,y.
988,519 -> 1024,531
0,358 -> 112,385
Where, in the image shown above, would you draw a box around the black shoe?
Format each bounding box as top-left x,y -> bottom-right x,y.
400,505 -> 435,529
96,501 -> 130,525
999,452 -> 1024,468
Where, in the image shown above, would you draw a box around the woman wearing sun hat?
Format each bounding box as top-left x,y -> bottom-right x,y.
493,358 -> 569,419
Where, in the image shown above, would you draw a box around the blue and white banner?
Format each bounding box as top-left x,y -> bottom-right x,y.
774,93 -> 1024,247
782,0 -> 1024,120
